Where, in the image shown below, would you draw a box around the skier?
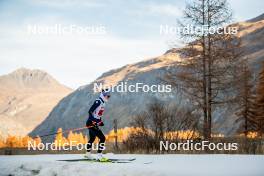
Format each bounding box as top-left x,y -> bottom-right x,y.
84,89 -> 111,161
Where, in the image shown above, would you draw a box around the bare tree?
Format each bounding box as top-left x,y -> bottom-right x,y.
124,99 -> 199,152
165,0 -> 241,139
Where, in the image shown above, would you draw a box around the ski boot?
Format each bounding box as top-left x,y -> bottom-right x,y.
97,153 -> 110,162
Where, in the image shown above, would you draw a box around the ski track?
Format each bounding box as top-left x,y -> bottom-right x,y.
0,154 -> 264,176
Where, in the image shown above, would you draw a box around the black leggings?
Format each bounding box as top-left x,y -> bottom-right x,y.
86,127 -> 106,153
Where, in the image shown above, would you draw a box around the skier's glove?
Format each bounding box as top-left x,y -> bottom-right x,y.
98,121 -> 104,126
86,120 -> 97,127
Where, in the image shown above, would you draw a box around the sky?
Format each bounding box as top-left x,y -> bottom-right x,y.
0,0 -> 263,89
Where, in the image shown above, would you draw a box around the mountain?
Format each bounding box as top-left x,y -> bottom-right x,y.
0,68 -> 72,138
235,14 -> 264,71
30,14 -> 264,141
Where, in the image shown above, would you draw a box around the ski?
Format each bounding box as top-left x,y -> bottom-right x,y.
57,158 -> 136,163
106,158 -> 136,162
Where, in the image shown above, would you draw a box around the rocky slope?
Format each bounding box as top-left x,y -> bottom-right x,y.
0,68 -> 72,138
30,14 -> 264,141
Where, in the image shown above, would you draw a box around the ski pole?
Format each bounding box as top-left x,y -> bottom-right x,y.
32,125 -> 94,139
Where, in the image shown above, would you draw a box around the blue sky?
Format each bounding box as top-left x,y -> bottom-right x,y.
0,0 -> 263,88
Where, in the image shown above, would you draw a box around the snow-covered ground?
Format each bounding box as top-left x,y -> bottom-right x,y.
0,154 -> 263,176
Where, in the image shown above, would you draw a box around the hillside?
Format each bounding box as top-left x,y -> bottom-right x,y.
0,68 -> 72,138
30,14 -> 264,141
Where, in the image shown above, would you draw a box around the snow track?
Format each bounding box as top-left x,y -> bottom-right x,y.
0,154 -> 263,176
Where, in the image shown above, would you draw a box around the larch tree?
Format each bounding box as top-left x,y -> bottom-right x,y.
165,0 -> 241,139
235,60 -> 257,136
254,62 -> 264,136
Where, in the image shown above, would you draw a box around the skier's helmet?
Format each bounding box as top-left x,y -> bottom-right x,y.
102,89 -> 111,98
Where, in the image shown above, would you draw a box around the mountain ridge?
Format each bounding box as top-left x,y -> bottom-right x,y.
0,68 -> 72,138
0,67 -> 71,91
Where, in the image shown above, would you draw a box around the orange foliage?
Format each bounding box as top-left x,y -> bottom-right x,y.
0,136 -> 6,148
0,127 -> 226,149
54,128 -> 68,146
247,132 -> 258,138
0,127 -> 89,148
106,127 -> 142,142
66,130 -> 88,145
239,131 -> 258,138
165,130 -> 200,140
0,135 -> 41,148
53,128 -> 88,146
106,127 -> 203,142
